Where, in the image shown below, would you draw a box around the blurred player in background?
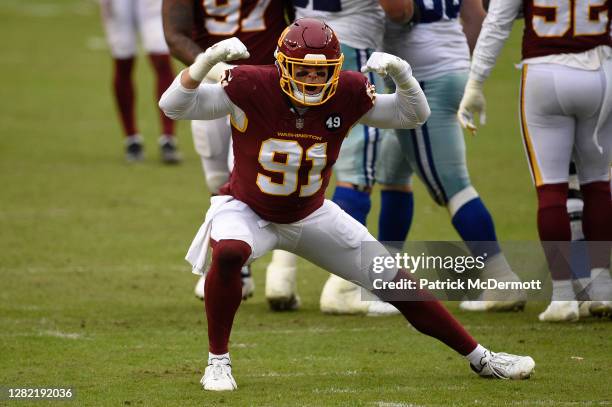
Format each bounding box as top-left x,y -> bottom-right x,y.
458,0 -> 612,321
265,0 -> 417,315
160,20 -> 535,391
162,0 -> 292,300
375,0 -> 525,313
100,0 -> 180,163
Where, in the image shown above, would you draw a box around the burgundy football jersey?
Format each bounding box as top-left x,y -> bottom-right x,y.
522,0 -> 612,59
192,0 -> 288,65
220,65 -> 375,223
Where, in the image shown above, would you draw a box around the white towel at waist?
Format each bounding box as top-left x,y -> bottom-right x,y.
185,195 -> 234,275
593,56 -> 612,153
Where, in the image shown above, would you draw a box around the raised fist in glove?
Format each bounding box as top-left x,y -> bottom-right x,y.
361,52 -> 413,87
188,37 -> 250,82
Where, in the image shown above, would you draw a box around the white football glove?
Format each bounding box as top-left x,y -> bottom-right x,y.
188,37 -> 250,82
458,78 -> 486,135
361,52 -> 414,89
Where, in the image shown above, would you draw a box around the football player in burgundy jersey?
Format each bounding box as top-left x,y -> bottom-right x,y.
458,0 -> 612,321
266,0 -> 418,316
163,0 -> 291,66
162,0 -> 293,300
160,18 -> 535,390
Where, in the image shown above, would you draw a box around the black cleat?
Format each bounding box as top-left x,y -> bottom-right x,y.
125,136 -> 144,162
159,136 -> 182,164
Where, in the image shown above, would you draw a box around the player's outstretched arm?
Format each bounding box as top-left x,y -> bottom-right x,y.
159,38 -> 250,121
457,0 -> 521,134
359,52 -> 430,129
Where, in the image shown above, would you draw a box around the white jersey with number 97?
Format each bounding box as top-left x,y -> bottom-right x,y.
294,0 -> 385,49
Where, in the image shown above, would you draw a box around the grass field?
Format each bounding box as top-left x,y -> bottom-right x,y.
1,1 -> 611,405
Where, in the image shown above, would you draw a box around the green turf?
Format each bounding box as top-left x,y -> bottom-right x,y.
1,1 -> 611,405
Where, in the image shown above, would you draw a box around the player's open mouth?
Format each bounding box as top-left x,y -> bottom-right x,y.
305,85 -> 319,94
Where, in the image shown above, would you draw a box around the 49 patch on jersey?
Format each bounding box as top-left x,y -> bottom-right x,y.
325,114 -> 342,131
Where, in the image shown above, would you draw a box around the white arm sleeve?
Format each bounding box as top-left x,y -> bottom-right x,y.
359,76 -> 430,129
469,0 -> 522,82
159,70 -> 236,121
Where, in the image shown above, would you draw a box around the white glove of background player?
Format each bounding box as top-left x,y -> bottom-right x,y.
188,37 -> 250,82
361,52 -> 414,89
458,78 -> 486,134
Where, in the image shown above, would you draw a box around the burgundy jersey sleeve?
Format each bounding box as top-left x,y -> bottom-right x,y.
522,0 -> 612,59
192,0 -> 288,65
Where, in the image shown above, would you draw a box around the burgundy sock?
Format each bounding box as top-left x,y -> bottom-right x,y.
149,53 -> 175,136
204,239 -> 251,355
389,271 -> 477,356
581,181 -> 612,268
536,183 -> 572,280
113,57 -> 137,136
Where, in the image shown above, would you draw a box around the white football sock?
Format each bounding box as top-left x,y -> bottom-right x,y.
483,252 -> 519,281
551,279 -> 574,301
588,268 -> 612,300
573,277 -> 591,299
208,352 -> 231,366
466,344 -> 490,367
591,267 -> 612,281
270,250 -> 297,268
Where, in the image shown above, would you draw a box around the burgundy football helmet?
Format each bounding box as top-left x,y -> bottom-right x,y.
275,18 -> 344,105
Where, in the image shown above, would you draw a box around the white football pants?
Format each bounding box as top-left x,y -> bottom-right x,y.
519,63 -> 612,186
100,0 -> 168,58
206,198 -> 397,289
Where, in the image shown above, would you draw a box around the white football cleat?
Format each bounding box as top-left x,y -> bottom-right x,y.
265,250 -> 300,311
367,301 -> 401,316
194,266 -> 255,301
320,275 -> 369,314
201,361 -> 237,391
538,300 -> 579,322
472,351 -> 535,380
589,301 -> 612,317
584,267 -> 612,317
459,299 -> 526,312
578,301 -> 592,318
